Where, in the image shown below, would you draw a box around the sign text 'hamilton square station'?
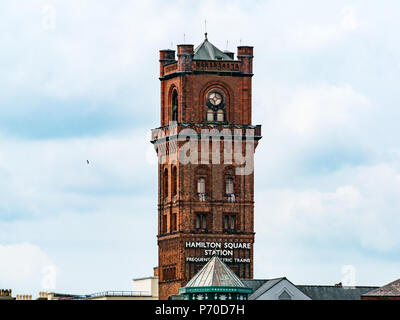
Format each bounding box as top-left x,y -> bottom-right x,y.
185,241 -> 251,264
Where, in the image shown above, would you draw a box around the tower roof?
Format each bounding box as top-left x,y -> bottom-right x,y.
193,37 -> 234,61
185,256 -> 247,288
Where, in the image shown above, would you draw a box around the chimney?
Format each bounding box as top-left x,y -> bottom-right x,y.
177,44 -> 194,72
237,46 -> 254,74
159,49 -> 176,77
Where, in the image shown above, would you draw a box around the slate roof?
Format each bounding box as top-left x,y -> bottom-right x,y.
297,285 -> 379,300
248,278 -> 286,300
193,37 -> 233,61
241,279 -> 268,292
242,279 -> 380,300
362,279 -> 400,297
185,256 -> 247,288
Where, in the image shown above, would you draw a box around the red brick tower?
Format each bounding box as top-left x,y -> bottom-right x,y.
151,35 -> 262,300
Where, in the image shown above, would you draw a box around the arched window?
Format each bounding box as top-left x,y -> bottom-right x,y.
197,177 -> 205,194
163,168 -> 168,200
172,90 -> 178,122
172,166 -> 177,200
206,91 -> 225,122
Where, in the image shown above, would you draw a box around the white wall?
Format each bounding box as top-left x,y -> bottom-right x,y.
254,279 -> 311,300
133,277 -> 158,298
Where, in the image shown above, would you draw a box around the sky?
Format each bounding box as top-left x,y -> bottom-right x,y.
0,0 -> 399,296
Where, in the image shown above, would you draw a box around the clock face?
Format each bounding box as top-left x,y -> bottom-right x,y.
208,92 -> 222,106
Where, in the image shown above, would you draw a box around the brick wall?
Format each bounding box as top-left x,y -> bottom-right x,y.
154,43 -> 260,300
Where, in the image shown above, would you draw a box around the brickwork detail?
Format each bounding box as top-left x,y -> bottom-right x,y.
153,41 -> 260,300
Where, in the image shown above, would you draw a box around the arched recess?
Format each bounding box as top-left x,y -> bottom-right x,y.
167,84 -> 179,125
198,81 -> 234,123
171,166 -> 177,200
163,167 -> 169,201
223,165 -> 239,197
172,90 -> 178,122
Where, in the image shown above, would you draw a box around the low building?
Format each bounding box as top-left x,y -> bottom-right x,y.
0,289 -> 14,300
297,284 -> 378,300
174,257 -> 385,301
85,276 -> 158,300
84,290 -> 154,301
243,278 -> 310,300
16,294 -> 32,300
243,279 -> 378,300
36,276 -> 159,300
362,279 -> 400,300
37,292 -> 84,300
132,276 -> 159,300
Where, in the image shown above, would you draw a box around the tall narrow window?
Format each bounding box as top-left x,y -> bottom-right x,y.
217,109 -> 224,122
164,168 -> 168,200
230,215 -> 235,230
207,108 -> 214,121
162,214 -> 168,234
224,215 -> 229,230
171,213 -> 177,232
226,177 -> 234,194
197,177 -> 205,194
172,90 -> 178,121
172,166 -> 177,199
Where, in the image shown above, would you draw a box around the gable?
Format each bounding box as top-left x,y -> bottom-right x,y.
250,279 -> 311,300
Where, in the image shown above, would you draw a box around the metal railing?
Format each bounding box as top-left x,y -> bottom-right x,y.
86,291 -> 151,299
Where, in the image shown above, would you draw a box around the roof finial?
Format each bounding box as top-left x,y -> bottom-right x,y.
204,19 -> 208,40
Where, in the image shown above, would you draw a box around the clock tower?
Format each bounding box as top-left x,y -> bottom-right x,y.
151,35 -> 262,300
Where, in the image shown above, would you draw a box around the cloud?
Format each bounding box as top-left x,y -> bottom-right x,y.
257,163 -> 400,251
288,6 -> 359,50
254,162 -> 400,285
253,83 -> 372,185
341,6 -> 359,31
276,84 -> 370,136
0,202 -> 158,294
0,128 -> 156,221
0,243 -> 56,295
0,128 -> 158,294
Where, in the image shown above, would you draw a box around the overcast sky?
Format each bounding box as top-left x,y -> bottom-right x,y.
1,0 -> 399,296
